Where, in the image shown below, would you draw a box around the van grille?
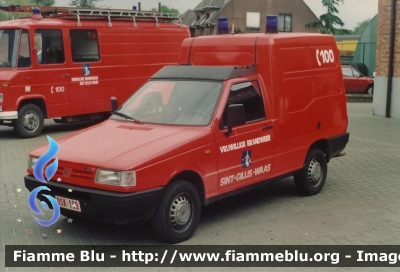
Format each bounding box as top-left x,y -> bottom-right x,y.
55,164 -> 95,182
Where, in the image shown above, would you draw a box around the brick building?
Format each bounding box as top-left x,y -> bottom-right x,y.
374,0 -> 400,118
181,0 -> 319,37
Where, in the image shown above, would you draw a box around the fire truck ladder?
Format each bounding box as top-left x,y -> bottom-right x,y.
68,8 -> 182,28
0,5 -> 183,28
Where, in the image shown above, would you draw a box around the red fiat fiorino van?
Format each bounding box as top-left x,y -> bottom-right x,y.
25,32 -> 349,243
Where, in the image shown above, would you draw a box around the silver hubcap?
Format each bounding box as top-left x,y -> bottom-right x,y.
23,110 -> 39,132
170,194 -> 192,232
308,158 -> 322,187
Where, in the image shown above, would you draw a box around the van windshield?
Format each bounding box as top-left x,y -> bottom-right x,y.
114,80 -> 223,126
0,29 -> 20,68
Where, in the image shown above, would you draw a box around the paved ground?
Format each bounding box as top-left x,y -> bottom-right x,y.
1,103 -> 400,271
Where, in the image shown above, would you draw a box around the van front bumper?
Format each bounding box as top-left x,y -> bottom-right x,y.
24,175 -> 164,225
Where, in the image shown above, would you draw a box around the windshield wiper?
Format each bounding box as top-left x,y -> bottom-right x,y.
112,111 -> 142,124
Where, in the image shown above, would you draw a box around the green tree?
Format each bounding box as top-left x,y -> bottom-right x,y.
32,0 -> 55,6
305,0 -> 353,34
0,0 -> 29,4
151,5 -> 179,16
353,18 -> 371,35
0,0 -> 33,20
69,0 -> 101,8
0,11 -> 10,21
0,0 -> 55,7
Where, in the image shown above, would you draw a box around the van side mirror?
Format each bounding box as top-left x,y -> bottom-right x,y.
110,97 -> 118,113
225,104 -> 246,137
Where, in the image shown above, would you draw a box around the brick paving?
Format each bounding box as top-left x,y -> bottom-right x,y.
1,103 -> 400,271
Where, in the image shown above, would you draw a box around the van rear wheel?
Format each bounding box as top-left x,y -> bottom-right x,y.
14,104 -> 44,138
151,180 -> 201,243
294,148 -> 327,196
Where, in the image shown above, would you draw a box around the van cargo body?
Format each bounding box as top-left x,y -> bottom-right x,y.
25,33 -> 349,243
177,33 -> 348,177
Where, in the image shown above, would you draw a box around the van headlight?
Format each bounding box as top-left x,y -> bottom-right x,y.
95,169 -> 136,187
28,156 -> 39,170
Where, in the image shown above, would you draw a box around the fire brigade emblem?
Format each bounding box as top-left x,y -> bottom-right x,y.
241,150 -> 252,168
82,64 -> 91,76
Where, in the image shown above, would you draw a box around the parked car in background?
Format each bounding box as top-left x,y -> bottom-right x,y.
341,65 -> 374,94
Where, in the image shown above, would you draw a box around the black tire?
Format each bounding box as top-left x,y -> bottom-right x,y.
366,85 -> 374,95
151,180 -> 201,244
294,148 -> 327,196
14,104 -> 44,138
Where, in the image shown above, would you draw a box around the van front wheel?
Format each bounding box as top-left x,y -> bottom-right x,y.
151,180 -> 201,243
294,148 -> 327,196
14,104 -> 44,138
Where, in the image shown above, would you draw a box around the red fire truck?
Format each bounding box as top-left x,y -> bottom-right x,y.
0,6 -> 189,138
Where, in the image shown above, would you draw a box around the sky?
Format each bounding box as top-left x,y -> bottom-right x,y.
54,0 -> 379,30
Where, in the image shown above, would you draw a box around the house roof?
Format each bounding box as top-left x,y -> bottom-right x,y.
181,0 -> 319,30
181,0 -> 230,28
180,9 -> 196,26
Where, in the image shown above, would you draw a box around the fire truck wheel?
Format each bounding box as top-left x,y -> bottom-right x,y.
151,180 -> 201,243
294,148 -> 327,196
14,104 -> 44,138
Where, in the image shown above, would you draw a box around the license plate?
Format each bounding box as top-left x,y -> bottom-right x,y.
55,195 -> 81,212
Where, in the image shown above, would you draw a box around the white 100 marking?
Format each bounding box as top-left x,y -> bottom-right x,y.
316,49 -> 334,66
55,86 -> 65,92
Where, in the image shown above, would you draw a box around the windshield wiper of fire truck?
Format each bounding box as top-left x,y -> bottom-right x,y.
112,111 -> 143,124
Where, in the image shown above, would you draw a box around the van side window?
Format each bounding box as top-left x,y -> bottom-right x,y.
35,29 -> 64,64
18,30 -> 31,68
222,81 -> 266,127
70,29 -> 100,62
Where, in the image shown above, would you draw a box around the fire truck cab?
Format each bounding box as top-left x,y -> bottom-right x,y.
0,6 -> 189,138
25,31 -> 349,243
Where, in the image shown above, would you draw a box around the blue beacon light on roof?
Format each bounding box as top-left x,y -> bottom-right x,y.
266,15 -> 278,34
217,17 -> 229,35
32,7 -> 42,19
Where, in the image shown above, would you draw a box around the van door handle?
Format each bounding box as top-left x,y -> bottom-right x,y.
24,76 -> 33,80
60,74 -> 69,78
262,125 -> 274,130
